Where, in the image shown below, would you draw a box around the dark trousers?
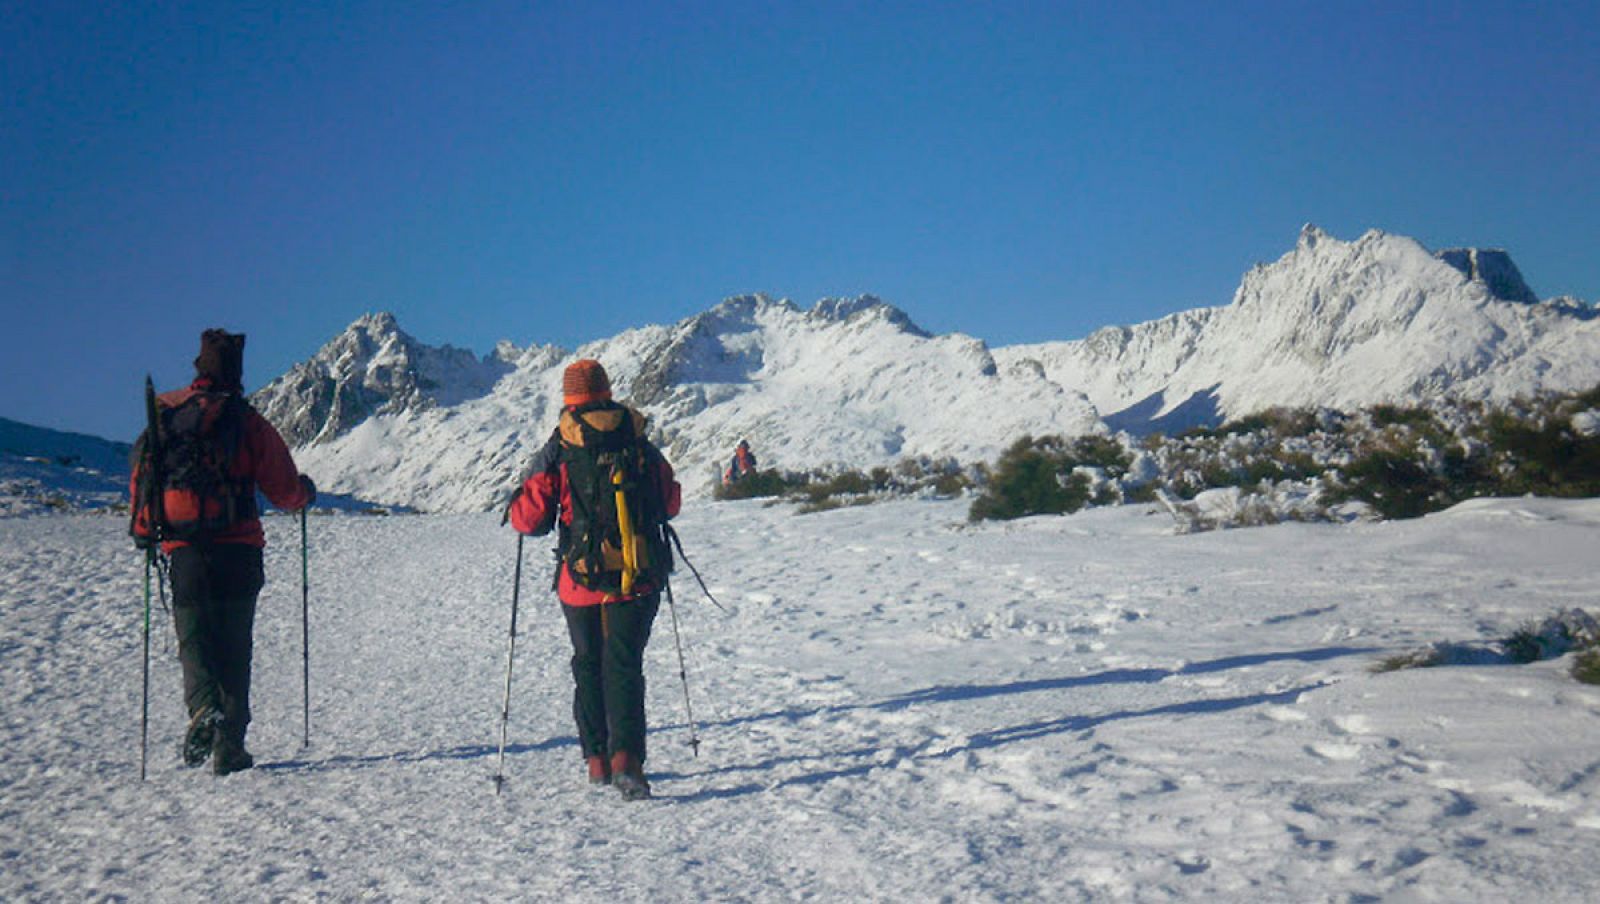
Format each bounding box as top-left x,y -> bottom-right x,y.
562,593 -> 660,762
168,544 -> 264,746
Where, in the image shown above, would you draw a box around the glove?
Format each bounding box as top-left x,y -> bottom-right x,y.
299,474 -> 318,506
501,486 -> 524,527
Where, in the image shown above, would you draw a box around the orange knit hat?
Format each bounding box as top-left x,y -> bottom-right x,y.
562,359 -> 612,407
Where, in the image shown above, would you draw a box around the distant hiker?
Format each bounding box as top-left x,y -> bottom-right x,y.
130,329 -> 316,776
506,359 -> 681,800
722,439 -> 757,486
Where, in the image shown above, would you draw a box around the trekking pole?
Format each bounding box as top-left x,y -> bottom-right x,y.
140,549 -> 153,781
300,506 -> 310,749
665,525 -> 728,614
663,578 -> 702,757
493,533 -> 525,793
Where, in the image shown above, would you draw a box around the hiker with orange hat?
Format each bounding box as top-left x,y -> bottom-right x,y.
505,359 -> 681,800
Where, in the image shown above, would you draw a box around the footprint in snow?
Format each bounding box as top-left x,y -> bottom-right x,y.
1306,742 -> 1363,762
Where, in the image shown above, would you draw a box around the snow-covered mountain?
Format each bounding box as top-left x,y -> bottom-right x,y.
252,297 -> 1104,512
249,226 -> 1599,514
996,225 -> 1600,433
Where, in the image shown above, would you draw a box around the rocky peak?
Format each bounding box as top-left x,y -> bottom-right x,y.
252,313 -> 511,445
1297,222 -> 1330,250
810,295 -> 929,336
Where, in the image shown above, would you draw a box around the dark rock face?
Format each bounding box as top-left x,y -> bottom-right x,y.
1436,248 -> 1540,304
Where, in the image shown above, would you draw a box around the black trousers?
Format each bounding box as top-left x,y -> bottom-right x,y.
562,593 -> 660,762
168,544 -> 264,746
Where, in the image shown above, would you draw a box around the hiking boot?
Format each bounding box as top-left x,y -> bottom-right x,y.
182,706 -> 222,768
586,754 -> 611,786
212,737 -> 254,777
609,751 -> 650,801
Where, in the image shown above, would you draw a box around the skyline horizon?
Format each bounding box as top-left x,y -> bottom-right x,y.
8,3 -> 1597,441
3,219 -> 1591,445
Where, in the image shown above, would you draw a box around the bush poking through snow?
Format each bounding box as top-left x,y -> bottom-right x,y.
1571,649 -> 1600,685
966,435 -> 1128,522
713,458 -> 972,512
1502,609 -> 1600,664
712,469 -> 810,501
966,382 -> 1600,528
712,383 -> 1600,527
1372,609 -> 1600,678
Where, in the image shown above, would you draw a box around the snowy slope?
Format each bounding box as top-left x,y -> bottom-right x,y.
0,417 -> 130,515
997,226 -> 1600,432
0,415 -> 132,474
256,297 -> 1103,512
6,498 -> 1600,900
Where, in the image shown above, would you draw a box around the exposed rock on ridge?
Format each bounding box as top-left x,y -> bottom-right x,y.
252,313 -> 517,446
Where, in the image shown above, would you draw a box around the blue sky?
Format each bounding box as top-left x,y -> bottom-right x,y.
4,1 -> 1597,440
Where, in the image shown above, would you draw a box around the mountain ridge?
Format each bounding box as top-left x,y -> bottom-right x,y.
996,225 -> 1599,433
251,289 -> 1105,511
6,226 -> 1594,516
249,226 -> 1599,512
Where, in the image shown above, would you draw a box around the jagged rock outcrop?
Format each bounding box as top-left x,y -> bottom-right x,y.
252,313 -> 518,446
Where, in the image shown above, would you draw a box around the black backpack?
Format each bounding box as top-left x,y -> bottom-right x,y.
557,402 -> 672,595
131,390 -> 259,546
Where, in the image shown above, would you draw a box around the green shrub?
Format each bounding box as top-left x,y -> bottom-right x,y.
797,497 -> 845,514
1574,382 -> 1600,409
1503,628 -> 1545,665
1327,450 -> 1442,519
1482,412 -> 1600,497
808,470 -> 871,501
1572,649 -> 1600,685
1370,649 -> 1446,673
1069,435 -> 1133,474
930,471 -> 971,497
1371,404 -> 1439,430
713,469 -> 804,501
1192,406 -> 1320,439
968,435 -> 1095,521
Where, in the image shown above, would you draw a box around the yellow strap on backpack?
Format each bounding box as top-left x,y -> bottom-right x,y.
613,468 -> 638,596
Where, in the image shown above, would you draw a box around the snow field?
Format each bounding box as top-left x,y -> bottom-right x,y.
4,497 -> 1600,901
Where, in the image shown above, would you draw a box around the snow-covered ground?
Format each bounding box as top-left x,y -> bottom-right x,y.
4,496 -> 1600,901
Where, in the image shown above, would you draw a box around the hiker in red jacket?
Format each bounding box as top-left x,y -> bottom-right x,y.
506,359 -> 681,800
721,439 -> 758,486
130,329 -> 315,775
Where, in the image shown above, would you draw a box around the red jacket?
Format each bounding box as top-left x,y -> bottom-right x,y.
130,380 -> 312,552
508,405 -> 681,606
